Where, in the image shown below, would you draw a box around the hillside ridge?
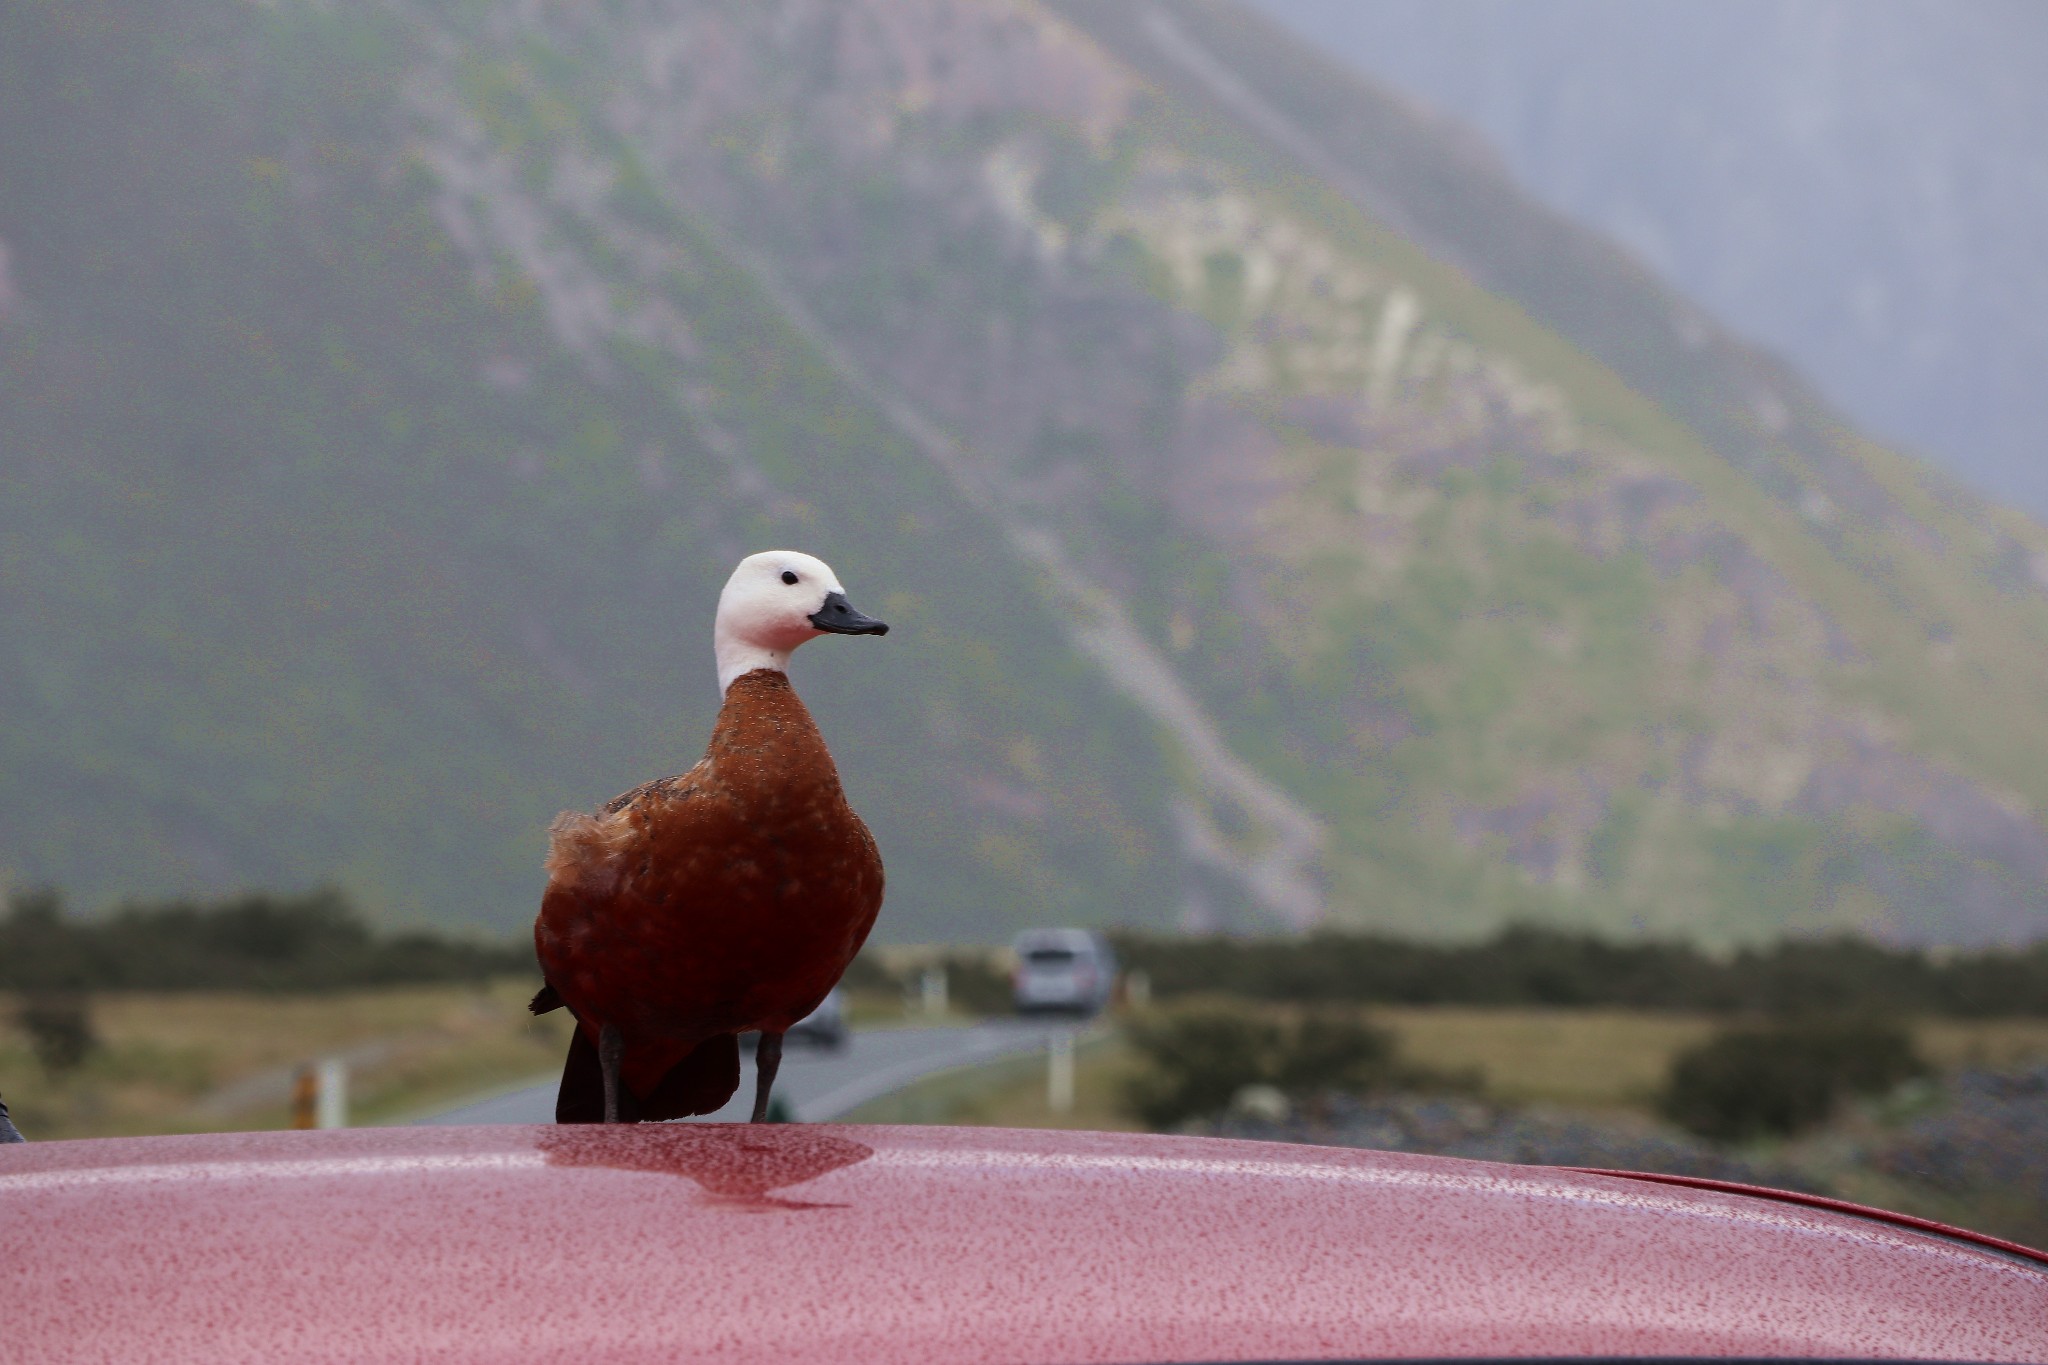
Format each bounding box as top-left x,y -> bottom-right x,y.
3,0 -> 2047,946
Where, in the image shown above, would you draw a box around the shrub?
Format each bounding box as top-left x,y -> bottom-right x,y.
0,887 -> 531,992
1270,1012 -> 1401,1096
838,953 -> 1012,1015
1107,927 -> 2048,1017
838,951 -> 900,997
1658,1018 -> 1927,1142
1123,1009 -> 1282,1129
17,994 -> 99,1074
936,954 -> 1014,1016
1122,1006 -> 1413,1129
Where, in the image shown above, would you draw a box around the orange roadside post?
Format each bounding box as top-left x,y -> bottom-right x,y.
290,1065 -> 317,1130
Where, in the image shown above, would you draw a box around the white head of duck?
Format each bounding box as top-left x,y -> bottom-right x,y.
714,550 -> 890,692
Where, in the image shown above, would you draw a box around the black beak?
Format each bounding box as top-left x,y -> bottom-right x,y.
810,591 -> 889,636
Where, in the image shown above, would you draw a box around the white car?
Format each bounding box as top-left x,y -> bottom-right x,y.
1011,929 -> 1117,1016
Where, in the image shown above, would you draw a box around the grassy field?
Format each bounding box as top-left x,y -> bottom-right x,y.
10,990 -> 2048,1150
0,980 -> 573,1141
1389,1008 -> 2048,1111
847,1005 -> 2048,1131
0,984 -> 1011,1141
843,1031 -> 1143,1131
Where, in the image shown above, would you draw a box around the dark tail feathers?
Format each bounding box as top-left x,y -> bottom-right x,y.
554,1029 -> 742,1124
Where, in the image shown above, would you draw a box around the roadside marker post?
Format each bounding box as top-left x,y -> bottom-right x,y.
1048,1032 -> 1075,1114
316,1057 -> 348,1130
290,1066 -> 318,1130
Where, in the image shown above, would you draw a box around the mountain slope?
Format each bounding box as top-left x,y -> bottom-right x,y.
3,0 -> 2047,945
1250,0 -> 2048,519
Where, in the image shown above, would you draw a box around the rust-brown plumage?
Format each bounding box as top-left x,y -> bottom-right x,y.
533,668 -> 884,1122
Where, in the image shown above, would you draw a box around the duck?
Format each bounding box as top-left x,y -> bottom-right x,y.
531,550 -> 889,1124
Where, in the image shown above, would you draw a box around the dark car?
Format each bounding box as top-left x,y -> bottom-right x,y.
784,986 -> 849,1050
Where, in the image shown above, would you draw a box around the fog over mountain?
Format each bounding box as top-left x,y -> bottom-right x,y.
1254,0 -> 2048,516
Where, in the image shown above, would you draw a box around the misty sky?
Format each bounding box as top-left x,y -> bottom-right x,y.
1253,0 -> 2048,516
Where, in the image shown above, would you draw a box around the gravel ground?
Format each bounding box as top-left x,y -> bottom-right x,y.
1198,1066 -> 2048,1247
1211,1091 -> 1821,1192
1867,1064 -> 2048,1207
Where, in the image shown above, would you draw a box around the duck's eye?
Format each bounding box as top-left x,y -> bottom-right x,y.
781,570 -> 799,585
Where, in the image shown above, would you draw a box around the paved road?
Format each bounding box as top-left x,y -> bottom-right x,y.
415,1020 -> 1077,1125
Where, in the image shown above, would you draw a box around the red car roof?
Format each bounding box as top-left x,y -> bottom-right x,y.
6,1123 -> 2045,1363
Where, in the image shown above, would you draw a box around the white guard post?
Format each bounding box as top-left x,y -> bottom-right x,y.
315,1057 -> 348,1130
1048,1032 -> 1076,1114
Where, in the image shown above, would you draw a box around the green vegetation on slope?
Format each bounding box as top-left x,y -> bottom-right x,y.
0,0 -> 1183,939
4,0 -> 2048,945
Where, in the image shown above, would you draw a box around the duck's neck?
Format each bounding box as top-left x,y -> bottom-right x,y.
715,635 -> 790,693
707,669 -> 842,795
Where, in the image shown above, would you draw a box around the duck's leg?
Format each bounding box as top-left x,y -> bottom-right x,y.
751,1031 -> 785,1123
599,1022 -> 625,1125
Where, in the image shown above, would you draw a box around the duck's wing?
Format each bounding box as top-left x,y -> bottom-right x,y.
542,760 -> 712,894
528,780 -> 707,1016
599,771 -> 691,816
526,778 -> 726,1017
